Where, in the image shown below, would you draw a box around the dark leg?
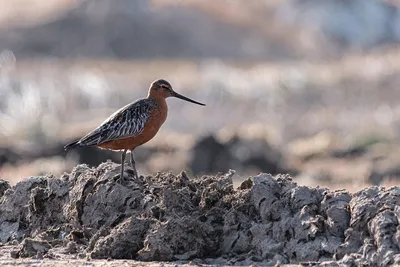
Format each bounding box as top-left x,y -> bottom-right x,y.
130,150 -> 138,178
120,149 -> 127,182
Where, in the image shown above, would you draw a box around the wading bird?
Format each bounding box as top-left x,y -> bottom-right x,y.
64,79 -> 205,180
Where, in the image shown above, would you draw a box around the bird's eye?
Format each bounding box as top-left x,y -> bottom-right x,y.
161,85 -> 170,91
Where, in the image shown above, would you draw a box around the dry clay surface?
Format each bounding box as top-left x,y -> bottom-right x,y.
0,162 -> 399,266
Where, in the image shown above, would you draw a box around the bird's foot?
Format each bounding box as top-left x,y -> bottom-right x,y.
111,167 -> 127,184
119,175 -> 126,185
125,169 -> 136,178
113,172 -> 125,184
116,169 -> 140,187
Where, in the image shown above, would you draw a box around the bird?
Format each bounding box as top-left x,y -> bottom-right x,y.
64,79 -> 205,181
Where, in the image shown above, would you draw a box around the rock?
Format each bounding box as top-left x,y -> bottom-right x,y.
138,217 -> 220,261
227,135 -> 293,175
0,177 -> 47,242
0,179 -> 10,198
189,135 -> 233,175
338,186 -> 400,264
0,162 -> 400,265
90,217 -> 153,259
189,134 -> 297,176
0,222 -> 19,243
0,148 -> 21,166
17,238 -> 52,258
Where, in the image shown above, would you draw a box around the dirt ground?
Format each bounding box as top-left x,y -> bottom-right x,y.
0,162 -> 399,266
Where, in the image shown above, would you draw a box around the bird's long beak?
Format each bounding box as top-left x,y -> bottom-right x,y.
171,91 -> 205,106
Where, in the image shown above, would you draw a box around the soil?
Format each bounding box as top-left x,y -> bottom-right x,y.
0,161 -> 399,266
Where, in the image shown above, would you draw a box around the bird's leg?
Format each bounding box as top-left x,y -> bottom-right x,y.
120,149 -> 127,182
130,151 -> 139,179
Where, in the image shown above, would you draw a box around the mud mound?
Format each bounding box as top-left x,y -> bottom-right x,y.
0,161 -> 399,265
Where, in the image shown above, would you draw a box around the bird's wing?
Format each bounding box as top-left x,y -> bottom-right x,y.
77,99 -> 155,146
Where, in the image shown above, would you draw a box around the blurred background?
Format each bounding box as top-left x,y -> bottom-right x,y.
1,0 -> 400,191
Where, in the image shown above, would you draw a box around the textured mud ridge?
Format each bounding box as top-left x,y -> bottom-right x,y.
0,162 -> 399,265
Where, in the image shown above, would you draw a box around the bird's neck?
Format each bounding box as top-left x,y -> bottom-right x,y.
147,93 -> 167,106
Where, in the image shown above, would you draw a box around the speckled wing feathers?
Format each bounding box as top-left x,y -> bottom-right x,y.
77,99 -> 155,146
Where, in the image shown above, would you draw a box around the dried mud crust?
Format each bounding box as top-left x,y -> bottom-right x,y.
0,162 -> 399,265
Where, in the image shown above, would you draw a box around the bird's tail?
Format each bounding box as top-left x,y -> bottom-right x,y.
64,140 -> 81,151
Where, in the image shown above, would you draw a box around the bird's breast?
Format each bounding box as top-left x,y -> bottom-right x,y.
147,100 -> 168,131
140,99 -> 168,138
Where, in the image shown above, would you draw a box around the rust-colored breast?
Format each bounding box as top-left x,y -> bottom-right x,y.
97,99 -> 167,151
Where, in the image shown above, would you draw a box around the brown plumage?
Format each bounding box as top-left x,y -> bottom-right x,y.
65,79 -> 205,180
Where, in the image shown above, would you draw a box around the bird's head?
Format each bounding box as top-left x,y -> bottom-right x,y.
148,79 -> 205,106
